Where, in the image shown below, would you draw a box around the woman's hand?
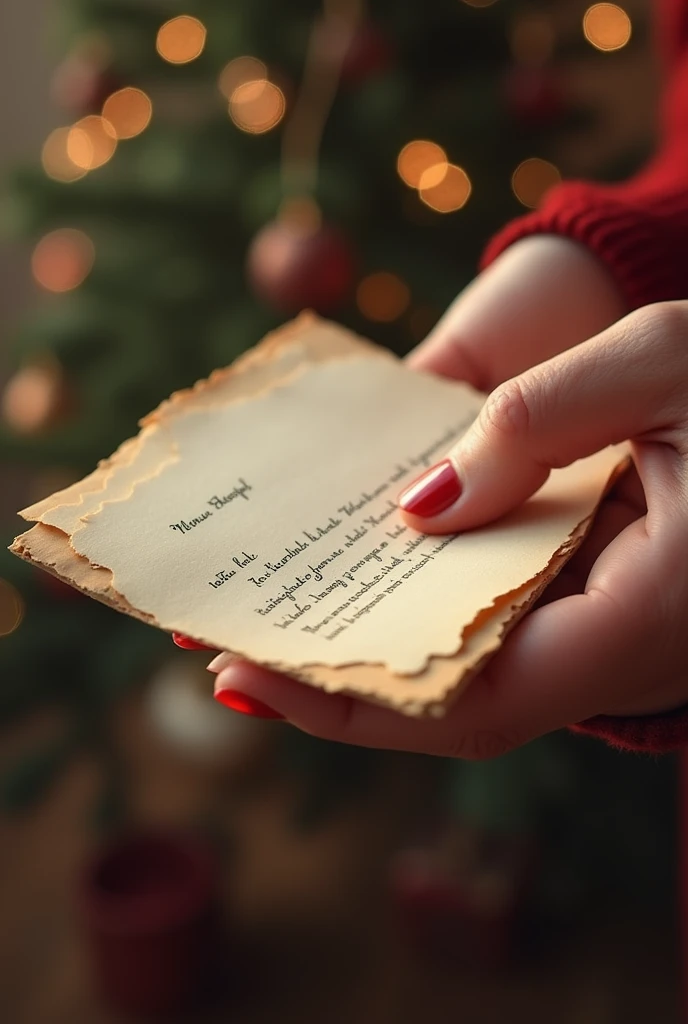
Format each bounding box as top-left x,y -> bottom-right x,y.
193,235 -> 677,758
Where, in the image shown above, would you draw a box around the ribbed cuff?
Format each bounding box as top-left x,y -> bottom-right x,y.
481,181 -> 688,312
570,706 -> 688,754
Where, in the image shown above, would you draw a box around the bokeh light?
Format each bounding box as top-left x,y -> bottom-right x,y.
32,229 -> 95,293
357,272 -> 411,322
218,57 -> 267,99
510,13 -> 555,65
1,361 -> 65,435
41,127 -> 87,183
102,87 -> 152,139
156,16 -> 207,64
229,80 -> 286,134
583,4 -> 632,52
511,157 -> 561,208
0,579 -> 24,637
67,115 -> 117,171
420,164 -> 471,213
397,141 -> 447,190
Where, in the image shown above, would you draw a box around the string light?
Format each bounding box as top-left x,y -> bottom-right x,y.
0,579 -> 24,637
1,360 -> 67,435
511,158 -> 561,208
357,272 -> 410,322
41,127 -> 87,183
420,164 -> 471,213
32,229 -> 95,293
229,80 -> 286,134
218,57 -> 267,99
156,15 -> 207,64
583,4 -> 631,52
397,141 -> 447,190
67,115 -> 117,171
102,87 -> 152,139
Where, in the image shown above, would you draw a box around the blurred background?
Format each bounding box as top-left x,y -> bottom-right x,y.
0,1 -> 681,1022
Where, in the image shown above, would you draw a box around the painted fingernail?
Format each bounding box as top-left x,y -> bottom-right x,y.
214,687 -> 285,720
173,633 -> 217,652
398,460 -> 461,518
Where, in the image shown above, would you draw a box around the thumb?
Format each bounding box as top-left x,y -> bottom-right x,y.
398,304 -> 688,533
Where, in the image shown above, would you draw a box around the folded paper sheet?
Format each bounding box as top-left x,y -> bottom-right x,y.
11,314 -> 627,716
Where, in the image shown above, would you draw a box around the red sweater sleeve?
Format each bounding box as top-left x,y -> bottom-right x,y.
482,0 -> 688,753
482,0 -> 688,312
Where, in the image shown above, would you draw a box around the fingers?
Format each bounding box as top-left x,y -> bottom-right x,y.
399,303 -> 688,534
408,236 -> 626,389
208,574 -> 644,757
172,633 -> 218,652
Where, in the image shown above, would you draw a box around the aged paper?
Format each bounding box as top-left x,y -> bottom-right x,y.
11,314 -> 627,715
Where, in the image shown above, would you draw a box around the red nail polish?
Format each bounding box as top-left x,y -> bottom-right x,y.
172,633 -> 217,652
398,460 -> 461,518
214,689 -> 285,721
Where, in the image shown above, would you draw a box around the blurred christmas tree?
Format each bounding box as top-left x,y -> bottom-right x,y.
0,0 -> 674,916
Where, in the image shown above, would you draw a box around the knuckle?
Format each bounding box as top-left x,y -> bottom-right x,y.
480,378 -> 532,441
631,302 -> 688,361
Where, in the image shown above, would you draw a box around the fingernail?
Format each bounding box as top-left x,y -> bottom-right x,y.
207,652 -> 234,674
173,633 -> 217,652
398,460 -> 462,518
214,687 -> 285,721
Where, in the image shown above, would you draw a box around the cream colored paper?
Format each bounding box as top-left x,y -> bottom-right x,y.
11,314 -> 627,715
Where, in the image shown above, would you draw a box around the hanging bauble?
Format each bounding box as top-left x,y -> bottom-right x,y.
341,23 -> 393,86
247,201 -> 356,315
1,358 -> 72,435
503,66 -> 564,128
145,654 -> 268,768
51,44 -> 120,116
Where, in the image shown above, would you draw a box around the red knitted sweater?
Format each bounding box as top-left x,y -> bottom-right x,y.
482,0 -> 688,755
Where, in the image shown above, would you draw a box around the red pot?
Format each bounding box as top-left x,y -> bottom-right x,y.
80,832 -> 220,1016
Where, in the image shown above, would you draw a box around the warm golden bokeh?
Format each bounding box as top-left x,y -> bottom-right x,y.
0,579 -> 24,637
218,57 -> 268,99
420,164 -> 471,213
67,115 -> 117,171
32,229 -> 95,293
357,272 -> 411,323
102,87 -> 153,139
156,15 -> 207,64
229,80 -> 286,134
511,157 -> 561,208
41,127 -> 87,183
397,141 -> 448,190
583,4 -> 632,52
1,361 -> 67,436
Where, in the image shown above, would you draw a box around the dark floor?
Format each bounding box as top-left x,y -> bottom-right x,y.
0,688 -> 681,1024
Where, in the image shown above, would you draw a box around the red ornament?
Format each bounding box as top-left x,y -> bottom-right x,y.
390,833 -> 535,970
503,67 -> 564,127
247,216 -> 356,315
341,23 -> 393,85
79,832 -> 221,1016
51,52 -> 121,116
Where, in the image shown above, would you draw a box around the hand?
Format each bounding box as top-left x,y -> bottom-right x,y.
191,237 -> 679,758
